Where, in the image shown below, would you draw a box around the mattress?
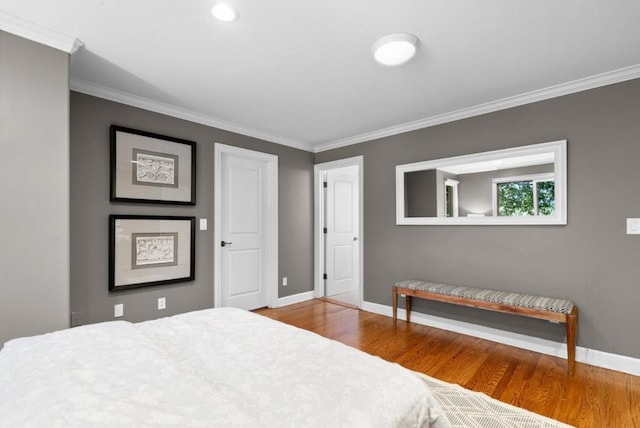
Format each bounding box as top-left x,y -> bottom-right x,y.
0,307 -> 450,427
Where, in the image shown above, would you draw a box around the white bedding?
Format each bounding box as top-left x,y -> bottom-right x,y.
0,308 -> 450,428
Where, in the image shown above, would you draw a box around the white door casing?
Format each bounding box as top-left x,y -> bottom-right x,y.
214,144 -> 278,310
325,166 -> 359,297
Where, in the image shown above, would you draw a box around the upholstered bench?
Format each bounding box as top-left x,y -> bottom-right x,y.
392,280 -> 578,375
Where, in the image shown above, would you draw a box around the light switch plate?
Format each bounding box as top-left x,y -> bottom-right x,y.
114,304 -> 123,318
627,218 -> 640,234
199,218 -> 207,230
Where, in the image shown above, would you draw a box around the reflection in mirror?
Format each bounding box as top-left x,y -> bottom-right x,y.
396,140 -> 566,225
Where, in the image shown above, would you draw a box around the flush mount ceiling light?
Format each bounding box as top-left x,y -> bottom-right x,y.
372,33 -> 419,66
211,3 -> 239,22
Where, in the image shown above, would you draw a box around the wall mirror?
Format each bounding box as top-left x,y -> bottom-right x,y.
396,140 -> 567,225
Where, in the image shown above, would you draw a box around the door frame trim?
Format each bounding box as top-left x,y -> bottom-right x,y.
314,156 -> 363,307
214,143 -> 279,309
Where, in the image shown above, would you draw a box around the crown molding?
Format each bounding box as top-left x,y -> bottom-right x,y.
314,64 -> 640,153
0,9 -> 83,54
70,78 -> 313,152
69,63 -> 640,154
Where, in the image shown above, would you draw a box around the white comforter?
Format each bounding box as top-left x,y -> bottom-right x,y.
0,308 -> 449,428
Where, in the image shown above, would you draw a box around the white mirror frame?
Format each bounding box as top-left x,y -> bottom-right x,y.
396,140 -> 567,225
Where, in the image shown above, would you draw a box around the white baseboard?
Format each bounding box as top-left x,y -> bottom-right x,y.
361,301 -> 640,377
277,291 -> 315,308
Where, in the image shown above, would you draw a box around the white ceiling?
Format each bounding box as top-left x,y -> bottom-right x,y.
1,1 -> 640,152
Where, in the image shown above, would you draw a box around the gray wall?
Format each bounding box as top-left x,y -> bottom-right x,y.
71,92 -> 313,325
405,169 -> 437,217
316,78 -> 640,359
0,32 -> 70,345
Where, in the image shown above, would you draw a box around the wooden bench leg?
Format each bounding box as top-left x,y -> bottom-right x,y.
392,288 -> 398,328
566,306 -> 578,375
392,288 -> 412,327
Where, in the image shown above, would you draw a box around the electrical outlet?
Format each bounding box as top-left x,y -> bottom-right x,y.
158,297 -> 166,310
282,277 -> 288,286
70,311 -> 83,327
114,304 -> 123,318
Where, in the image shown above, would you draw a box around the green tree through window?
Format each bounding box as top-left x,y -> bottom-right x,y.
497,181 -> 533,216
537,180 -> 555,215
496,177 -> 554,217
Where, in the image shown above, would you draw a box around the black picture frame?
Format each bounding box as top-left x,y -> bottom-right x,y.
110,125 -> 196,205
109,215 -> 196,291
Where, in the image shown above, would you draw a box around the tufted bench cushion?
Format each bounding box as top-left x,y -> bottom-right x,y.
394,280 -> 574,314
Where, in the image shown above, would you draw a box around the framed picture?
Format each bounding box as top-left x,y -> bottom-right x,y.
109,215 -> 196,291
110,125 -> 196,204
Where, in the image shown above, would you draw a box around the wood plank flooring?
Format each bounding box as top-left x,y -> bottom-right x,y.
256,299 -> 640,428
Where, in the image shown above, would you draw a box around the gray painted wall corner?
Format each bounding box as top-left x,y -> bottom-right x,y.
0,31 -> 71,344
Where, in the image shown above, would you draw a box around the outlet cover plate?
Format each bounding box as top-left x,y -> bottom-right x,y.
70,311 -> 83,327
114,304 -> 123,318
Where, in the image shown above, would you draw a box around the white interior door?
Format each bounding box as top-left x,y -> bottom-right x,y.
325,166 -> 359,297
216,145 -> 277,310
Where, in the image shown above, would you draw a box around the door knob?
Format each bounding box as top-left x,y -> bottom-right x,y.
221,241 -> 232,247
353,237 -> 358,241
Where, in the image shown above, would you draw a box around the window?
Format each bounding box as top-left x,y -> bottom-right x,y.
444,179 -> 459,217
492,173 -> 555,217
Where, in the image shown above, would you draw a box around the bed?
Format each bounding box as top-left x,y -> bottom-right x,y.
0,307 -> 450,427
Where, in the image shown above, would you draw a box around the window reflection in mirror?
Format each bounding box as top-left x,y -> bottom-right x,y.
396,140 -> 566,225
494,173 -> 555,217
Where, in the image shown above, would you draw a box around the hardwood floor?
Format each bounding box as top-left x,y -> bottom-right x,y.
256,299 -> 640,428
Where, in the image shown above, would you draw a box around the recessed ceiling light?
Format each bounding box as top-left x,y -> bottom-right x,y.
372,33 -> 419,66
211,3 -> 239,22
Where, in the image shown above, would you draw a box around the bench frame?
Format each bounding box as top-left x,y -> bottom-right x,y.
392,285 -> 578,375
